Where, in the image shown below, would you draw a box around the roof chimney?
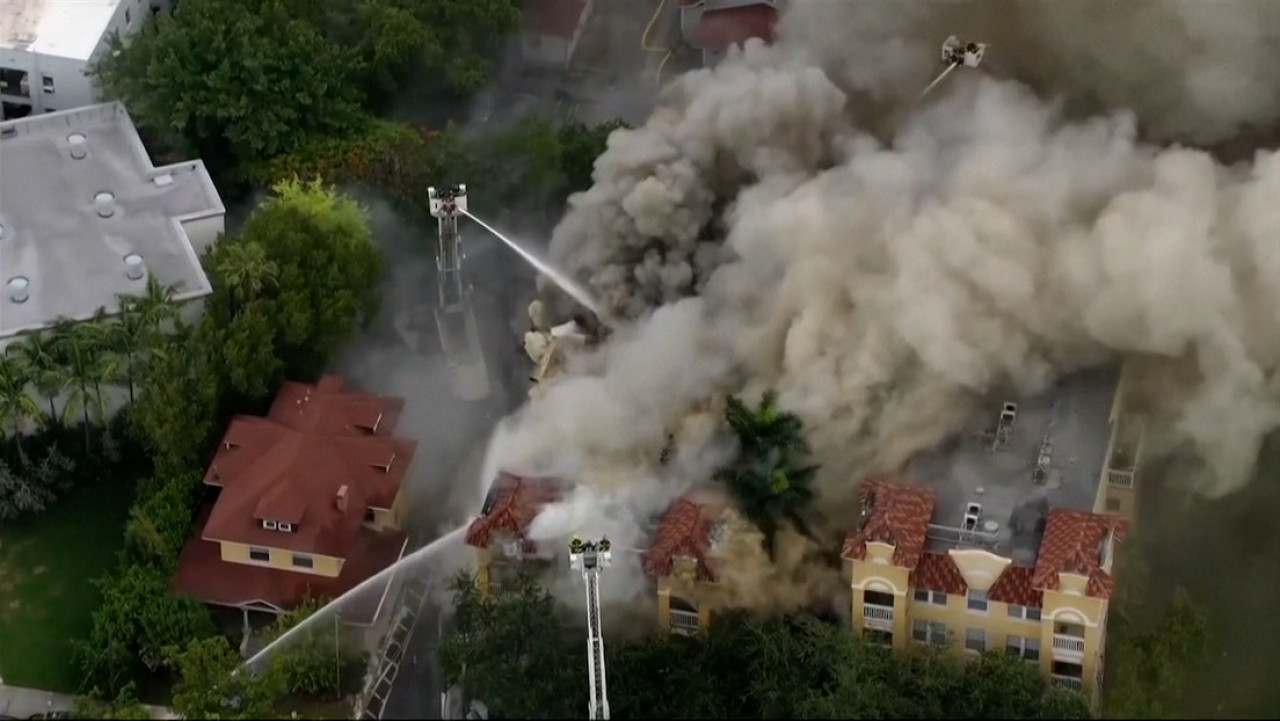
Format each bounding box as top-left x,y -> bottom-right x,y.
7,277 -> 29,304
336,484 -> 349,512
123,253 -> 145,281
68,132 -> 87,160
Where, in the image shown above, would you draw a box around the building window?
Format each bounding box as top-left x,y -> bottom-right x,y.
364,507 -> 377,524
911,619 -> 946,645
262,519 -> 278,530
278,522 -> 293,533
291,553 -> 314,569
913,588 -> 947,605
864,589 -> 894,607
1008,604 -> 1042,621
967,589 -> 988,612
965,627 -> 986,653
41,75 -> 53,94
248,547 -> 270,562
1007,635 -> 1041,662
1106,496 -> 1122,512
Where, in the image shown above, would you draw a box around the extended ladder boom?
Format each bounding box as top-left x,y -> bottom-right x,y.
570,537 -> 612,720
427,184 -> 469,311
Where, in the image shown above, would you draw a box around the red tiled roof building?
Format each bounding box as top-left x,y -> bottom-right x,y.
171,375 -> 414,625
465,473 -> 563,596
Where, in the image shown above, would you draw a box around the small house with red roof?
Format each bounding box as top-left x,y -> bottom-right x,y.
641,488 -> 733,636
679,0 -> 780,67
521,0 -> 595,70
171,375 -> 415,628
842,365 -> 1140,709
465,472 -> 564,596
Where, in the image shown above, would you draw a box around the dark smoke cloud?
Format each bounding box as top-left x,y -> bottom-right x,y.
494,1 -> 1280,611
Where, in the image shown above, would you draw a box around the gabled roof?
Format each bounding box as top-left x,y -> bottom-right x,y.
842,477 -> 936,569
642,495 -> 725,582
465,474 -> 562,552
1032,508 -> 1125,599
910,551 -> 967,596
691,4 -> 778,52
201,375 -> 417,558
173,505 -> 406,624
988,564 -> 1043,607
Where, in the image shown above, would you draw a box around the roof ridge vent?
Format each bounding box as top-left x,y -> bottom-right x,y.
94,191 -> 116,218
68,132 -> 88,159
123,253 -> 145,281
7,276 -> 29,304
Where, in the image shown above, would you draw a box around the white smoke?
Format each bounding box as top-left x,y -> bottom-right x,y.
496,1 -> 1280,610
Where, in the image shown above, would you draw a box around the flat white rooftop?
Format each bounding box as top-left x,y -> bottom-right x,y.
906,366 -> 1120,564
0,0 -> 120,61
0,102 -> 223,339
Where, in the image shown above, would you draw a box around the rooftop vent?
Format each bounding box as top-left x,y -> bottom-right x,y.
123,253 -> 145,281
0,127 -> 15,140
7,276 -> 29,304
67,132 -> 87,159
153,173 -> 174,187
94,191 -> 116,218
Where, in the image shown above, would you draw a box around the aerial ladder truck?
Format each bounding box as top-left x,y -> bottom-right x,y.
427,184 -> 491,401
569,536 -> 613,720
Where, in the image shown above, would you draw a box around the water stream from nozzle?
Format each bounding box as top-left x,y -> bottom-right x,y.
460,210 -> 604,320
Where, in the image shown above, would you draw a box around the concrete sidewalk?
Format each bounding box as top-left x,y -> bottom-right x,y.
0,684 -> 176,719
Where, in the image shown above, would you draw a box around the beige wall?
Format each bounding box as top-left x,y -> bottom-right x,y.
219,540 -> 345,578
850,546 -> 1108,706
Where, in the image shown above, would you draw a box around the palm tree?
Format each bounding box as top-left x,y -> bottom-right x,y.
213,240 -> 278,311
12,330 -> 69,427
718,390 -> 820,559
49,317 -> 107,451
0,354 -> 40,463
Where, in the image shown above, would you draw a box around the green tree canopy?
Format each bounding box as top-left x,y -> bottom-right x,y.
93,0 -> 365,173
203,177 -> 381,395
438,571 -> 1091,719
170,636 -> 285,720
718,389 -> 820,557
262,596 -> 362,698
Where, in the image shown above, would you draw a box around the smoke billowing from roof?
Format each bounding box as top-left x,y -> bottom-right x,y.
500,1 -> 1280,612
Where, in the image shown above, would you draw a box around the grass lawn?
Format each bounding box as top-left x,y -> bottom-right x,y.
0,476 -> 135,691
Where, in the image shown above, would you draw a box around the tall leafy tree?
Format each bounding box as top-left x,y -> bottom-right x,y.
12,331 -> 68,425
111,278 -> 180,403
718,390 -> 820,558
0,354 -> 40,461
49,317 -> 109,450
93,0 -> 366,172
170,636 -> 284,720
212,241 -> 278,311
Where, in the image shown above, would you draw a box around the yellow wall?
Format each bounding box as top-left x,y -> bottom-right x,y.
219,540 -> 345,578
655,575 -> 713,635
849,543 -> 1108,707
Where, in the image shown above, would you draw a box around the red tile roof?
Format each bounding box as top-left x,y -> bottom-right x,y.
642,497 -> 723,582
1032,508 -> 1124,599
692,4 -> 778,52
910,551 -> 967,595
988,564 -> 1043,607
200,375 -> 417,558
172,504 -> 407,624
523,0 -> 588,39
842,478 -> 936,569
465,474 -> 562,553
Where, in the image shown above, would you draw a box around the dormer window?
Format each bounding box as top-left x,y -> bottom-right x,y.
263,519 -> 278,531
279,522 -> 293,533
223,440 -> 240,451
376,453 -> 395,473
261,518 -> 295,533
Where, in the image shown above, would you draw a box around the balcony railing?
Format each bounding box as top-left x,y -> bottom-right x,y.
863,603 -> 894,630
1106,469 -> 1134,488
670,609 -> 700,636
1051,675 -> 1084,692
1052,634 -> 1086,655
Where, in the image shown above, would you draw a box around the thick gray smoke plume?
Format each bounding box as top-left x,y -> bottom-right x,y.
501,1 -> 1280,612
